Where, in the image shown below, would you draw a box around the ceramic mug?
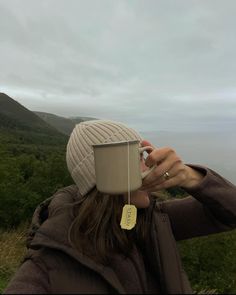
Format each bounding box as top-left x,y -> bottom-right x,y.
92,140 -> 155,194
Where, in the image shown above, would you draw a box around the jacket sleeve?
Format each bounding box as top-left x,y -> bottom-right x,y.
156,165 -> 236,241
4,259 -> 50,294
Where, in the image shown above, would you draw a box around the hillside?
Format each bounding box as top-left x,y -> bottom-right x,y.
34,112 -> 98,135
0,93 -> 66,136
0,94 -> 73,229
0,93 -> 68,145
34,111 -> 76,135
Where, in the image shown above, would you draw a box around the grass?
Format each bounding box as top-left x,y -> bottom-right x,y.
0,224 -> 236,294
178,229 -> 236,294
0,223 -> 28,293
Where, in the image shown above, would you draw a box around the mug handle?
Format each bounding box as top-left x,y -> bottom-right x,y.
138,146 -> 156,179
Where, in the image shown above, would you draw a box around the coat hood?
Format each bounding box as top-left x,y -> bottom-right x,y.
26,185 -> 127,294
26,185 -> 77,249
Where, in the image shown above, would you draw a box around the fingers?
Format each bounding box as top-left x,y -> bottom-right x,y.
142,162 -> 187,192
141,140 -> 152,147
146,174 -> 185,192
141,140 -> 156,153
142,147 -> 174,185
145,146 -> 178,169
139,146 -> 154,154
140,145 -> 188,192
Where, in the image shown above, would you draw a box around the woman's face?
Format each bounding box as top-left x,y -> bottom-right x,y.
124,151 -> 150,208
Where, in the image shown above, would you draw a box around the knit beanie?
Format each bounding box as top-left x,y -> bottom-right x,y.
66,120 -> 142,196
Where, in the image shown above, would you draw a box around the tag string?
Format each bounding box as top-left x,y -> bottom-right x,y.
127,141 -> 130,205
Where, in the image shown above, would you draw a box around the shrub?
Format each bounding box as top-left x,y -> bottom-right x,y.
178,230 -> 236,294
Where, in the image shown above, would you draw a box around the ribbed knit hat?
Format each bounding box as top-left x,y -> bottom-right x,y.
66,120 -> 142,196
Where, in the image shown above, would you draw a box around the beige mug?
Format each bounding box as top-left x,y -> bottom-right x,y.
92,140 -> 155,194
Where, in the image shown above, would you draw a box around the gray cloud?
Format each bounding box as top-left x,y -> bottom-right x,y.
1,0 -> 236,132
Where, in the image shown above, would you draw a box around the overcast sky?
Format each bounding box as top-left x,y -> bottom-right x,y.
1,0 -> 236,132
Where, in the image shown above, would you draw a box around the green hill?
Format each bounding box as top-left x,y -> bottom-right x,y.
0,93 -> 68,145
34,111 -> 76,136
0,93 -> 64,135
0,93 -> 72,229
34,112 -> 98,136
0,93 -> 98,230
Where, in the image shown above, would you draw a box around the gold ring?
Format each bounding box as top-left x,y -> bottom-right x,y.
163,171 -> 170,180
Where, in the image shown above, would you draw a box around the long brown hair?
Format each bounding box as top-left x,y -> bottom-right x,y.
69,188 -> 151,265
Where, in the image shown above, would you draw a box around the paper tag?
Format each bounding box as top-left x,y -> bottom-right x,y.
120,204 -> 137,230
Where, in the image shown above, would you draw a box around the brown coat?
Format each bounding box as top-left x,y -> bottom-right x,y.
4,165 -> 236,294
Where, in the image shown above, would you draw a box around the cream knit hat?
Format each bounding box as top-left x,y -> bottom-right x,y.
66,120 -> 142,196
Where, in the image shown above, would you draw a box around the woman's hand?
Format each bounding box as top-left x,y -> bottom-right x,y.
141,140 -> 204,192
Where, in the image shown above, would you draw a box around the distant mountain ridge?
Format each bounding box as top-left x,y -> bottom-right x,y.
0,93 -> 97,137
34,111 -> 76,136
34,112 -> 97,135
0,93 -> 63,136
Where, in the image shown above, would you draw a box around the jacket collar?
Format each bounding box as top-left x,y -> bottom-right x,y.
30,231 -> 126,294
28,185 -> 126,293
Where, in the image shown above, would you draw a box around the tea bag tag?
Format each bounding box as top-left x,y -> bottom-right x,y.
120,204 -> 137,230
120,141 -> 137,230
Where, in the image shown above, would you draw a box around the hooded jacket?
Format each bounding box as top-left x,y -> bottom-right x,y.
4,165 -> 236,294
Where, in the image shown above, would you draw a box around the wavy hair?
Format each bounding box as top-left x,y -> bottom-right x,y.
69,187 -> 152,265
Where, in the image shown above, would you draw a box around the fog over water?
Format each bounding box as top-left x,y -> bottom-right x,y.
141,130 -> 236,185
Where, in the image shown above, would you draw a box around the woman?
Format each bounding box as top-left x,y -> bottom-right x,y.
4,120 -> 236,294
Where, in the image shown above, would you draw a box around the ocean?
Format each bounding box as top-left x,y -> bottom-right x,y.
140,130 -> 236,185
